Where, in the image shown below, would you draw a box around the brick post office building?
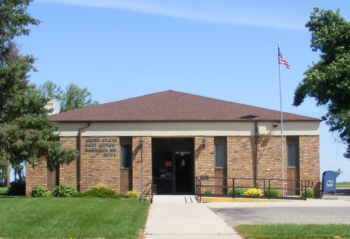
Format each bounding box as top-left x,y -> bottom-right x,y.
25,90 -> 321,196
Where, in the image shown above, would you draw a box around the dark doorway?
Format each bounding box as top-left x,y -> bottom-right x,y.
152,138 -> 194,195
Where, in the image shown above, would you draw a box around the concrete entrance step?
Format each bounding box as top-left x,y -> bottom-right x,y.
152,195 -> 198,204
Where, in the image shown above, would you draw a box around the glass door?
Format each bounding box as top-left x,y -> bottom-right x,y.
152,138 -> 194,195
175,151 -> 192,194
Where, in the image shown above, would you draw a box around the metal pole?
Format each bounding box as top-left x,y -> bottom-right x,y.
140,138 -> 144,202
278,42 -> 285,197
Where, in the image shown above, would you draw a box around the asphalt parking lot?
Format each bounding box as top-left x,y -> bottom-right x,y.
211,207 -> 350,227
209,189 -> 350,227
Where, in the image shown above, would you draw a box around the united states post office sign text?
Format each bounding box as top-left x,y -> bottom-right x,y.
85,138 -> 118,157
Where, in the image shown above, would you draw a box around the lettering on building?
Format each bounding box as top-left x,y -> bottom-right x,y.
85,138 -> 118,157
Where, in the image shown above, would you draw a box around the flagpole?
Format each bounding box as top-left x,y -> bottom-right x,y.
278,42 -> 285,197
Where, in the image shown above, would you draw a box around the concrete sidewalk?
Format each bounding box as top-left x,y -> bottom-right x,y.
144,195 -> 241,239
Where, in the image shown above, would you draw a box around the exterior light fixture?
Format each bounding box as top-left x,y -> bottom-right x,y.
202,137 -> 207,149
139,138 -> 144,202
272,123 -> 278,128
139,138 -> 144,149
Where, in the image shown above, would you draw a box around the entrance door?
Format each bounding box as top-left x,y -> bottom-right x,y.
175,151 -> 192,194
152,138 -> 194,195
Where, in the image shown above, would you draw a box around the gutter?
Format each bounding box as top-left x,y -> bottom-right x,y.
77,123 -> 91,192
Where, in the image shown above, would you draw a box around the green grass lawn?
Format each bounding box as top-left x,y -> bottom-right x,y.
337,182 -> 350,188
236,224 -> 350,239
0,197 -> 149,239
0,187 -> 8,195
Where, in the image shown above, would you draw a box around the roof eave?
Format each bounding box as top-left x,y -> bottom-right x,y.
50,119 -> 322,123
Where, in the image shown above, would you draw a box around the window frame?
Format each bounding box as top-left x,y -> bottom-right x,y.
214,137 -> 227,168
287,138 -> 299,168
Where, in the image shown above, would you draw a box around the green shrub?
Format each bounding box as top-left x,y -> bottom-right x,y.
228,188 -> 244,196
264,189 -> 280,197
204,189 -> 213,195
126,190 -> 140,198
31,185 -> 51,197
89,183 -> 109,189
71,185 -> 126,199
7,182 -> 25,196
302,189 -> 315,198
244,188 -> 262,197
83,187 -> 117,198
71,192 -> 84,197
53,184 -> 77,197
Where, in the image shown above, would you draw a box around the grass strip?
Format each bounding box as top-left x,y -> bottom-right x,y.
235,224 -> 350,239
337,182 -> 350,188
0,197 -> 149,239
0,187 -> 8,195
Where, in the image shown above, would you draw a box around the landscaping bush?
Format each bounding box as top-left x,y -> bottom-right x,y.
53,184 -> 77,197
264,189 -> 280,197
71,192 -> 84,198
302,189 -> 315,198
228,188 -> 244,196
244,188 -> 262,197
204,189 -> 213,195
71,184 -> 126,199
89,183 -> 109,190
31,185 -> 51,197
7,182 -> 25,196
83,187 -> 117,198
126,190 -> 140,198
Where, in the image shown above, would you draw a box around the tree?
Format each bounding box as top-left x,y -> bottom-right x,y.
39,81 -> 99,112
293,7 -> 350,157
0,0 -> 79,178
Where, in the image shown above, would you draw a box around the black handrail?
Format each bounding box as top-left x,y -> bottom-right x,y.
143,180 -> 153,202
151,181 -> 156,203
195,176 -> 314,201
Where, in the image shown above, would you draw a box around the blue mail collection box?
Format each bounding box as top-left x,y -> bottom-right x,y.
322,170 -> 342,195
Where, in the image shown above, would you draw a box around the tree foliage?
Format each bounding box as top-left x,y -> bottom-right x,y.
0,0 -> 79,170
293,7 -> 350,157
39,81 -> 98,112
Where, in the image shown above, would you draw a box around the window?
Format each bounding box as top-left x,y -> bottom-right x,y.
215,144 -> 227,168
287,137 -> 299,168
120,138 -> 132,168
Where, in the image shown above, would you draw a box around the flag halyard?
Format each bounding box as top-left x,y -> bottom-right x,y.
278,50 -> 290,69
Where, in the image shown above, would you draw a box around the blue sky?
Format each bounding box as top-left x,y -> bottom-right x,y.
13,0 -> 350,182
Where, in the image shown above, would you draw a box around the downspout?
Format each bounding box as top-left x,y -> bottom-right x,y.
78,123 -> 91,192
254,121 -> 258,187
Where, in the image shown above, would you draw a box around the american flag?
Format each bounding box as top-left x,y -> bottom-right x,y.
278,50 -> 290,69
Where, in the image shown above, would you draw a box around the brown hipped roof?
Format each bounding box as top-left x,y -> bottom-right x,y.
49,90 -> 319,123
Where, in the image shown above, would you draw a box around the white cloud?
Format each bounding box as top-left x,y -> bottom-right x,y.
36,0 -> 305,31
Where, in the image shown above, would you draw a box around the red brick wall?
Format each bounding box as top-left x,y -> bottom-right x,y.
59,137 -> 78,189
194,136 -> 215,193
227,136 -> 255,189
25,132 -> 320,197
80,137 -> 120,192
256,136 -> 286,190
132,137 -> 152,196
25,160 -> 48,197
256,135 -> 320,195
299,135 -> 320,195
